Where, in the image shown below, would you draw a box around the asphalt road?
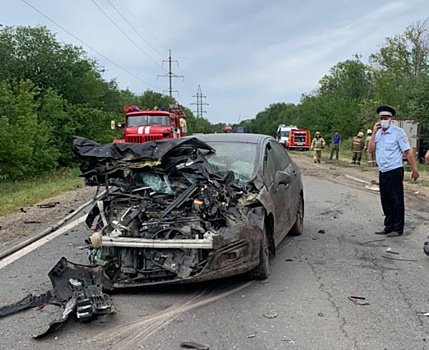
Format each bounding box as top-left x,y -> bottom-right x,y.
1,166 -> 429,350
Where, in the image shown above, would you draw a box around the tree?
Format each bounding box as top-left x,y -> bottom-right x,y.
0,80 -> 59,179
318,55 -> 373,101
0,26 -> 116,107
139,90 -> 176,110
370,20 -> 429,116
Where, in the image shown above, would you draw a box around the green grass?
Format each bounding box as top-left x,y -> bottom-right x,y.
0,168 -> 85,217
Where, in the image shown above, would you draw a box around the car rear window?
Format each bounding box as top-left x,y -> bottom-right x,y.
202,142 -> 257,182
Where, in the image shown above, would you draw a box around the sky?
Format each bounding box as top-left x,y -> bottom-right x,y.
1,0 -> 429,124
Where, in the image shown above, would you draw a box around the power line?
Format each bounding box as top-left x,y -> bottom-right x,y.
106,0 -> 165,60
117,0 -> 165,56
175,63 -> 197,97
91,0 -> 163,70
20,0 -> 162,91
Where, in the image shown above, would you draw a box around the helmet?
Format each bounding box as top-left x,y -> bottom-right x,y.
315,131 -> 320,135
357,132 -> 364,137
367,129 -> 372,135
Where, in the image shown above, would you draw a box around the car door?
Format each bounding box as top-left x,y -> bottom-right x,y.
263,141 -> 296,245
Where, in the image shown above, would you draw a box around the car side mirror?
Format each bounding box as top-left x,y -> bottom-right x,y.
275,171 -> 291,186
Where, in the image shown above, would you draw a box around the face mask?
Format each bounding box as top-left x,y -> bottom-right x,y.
380,120 -> 390,129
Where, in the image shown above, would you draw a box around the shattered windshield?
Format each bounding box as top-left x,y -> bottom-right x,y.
202,142 -> 256,182
127,114 -> 171,127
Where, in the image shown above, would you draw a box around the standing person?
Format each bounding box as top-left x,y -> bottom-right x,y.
311,132 -> 325,163
368,106 -> 419,237
329,131 -> 341,160
364,129 -> 376,167
351,131 -> 365,165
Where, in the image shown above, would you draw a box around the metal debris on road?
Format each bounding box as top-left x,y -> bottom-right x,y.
180,341 -> 210,350
348,296 -> 370,306
263,311 -> 278,319
386,247 -> 400,255
0,257 -> 114,338
423,241 -> 429,256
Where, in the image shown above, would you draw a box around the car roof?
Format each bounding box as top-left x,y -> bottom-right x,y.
189,133 -> 274,144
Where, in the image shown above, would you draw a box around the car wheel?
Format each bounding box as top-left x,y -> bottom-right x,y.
289,195 -> 304,236
250,227 -> 270,280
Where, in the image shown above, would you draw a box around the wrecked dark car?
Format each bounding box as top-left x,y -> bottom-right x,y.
73,133 -> 304,288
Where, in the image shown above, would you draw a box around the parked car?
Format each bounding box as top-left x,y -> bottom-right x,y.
72,133 -> 304,288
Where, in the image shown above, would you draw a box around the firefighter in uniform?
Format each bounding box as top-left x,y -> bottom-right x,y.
364,129 -> 376,167
311,132 -> 325,163
351,131 -> 365,165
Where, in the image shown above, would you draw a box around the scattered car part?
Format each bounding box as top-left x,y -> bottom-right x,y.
0,257 -> 113,338
180,341 -> 210,350
424,241 -> 429,256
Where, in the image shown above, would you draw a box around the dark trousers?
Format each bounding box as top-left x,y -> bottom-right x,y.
352,152 -> 362,164
330,145 -> 339,160
379,167 -> 404,234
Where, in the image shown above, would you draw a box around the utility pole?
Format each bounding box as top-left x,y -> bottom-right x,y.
157,50 -> 183,98
191,85 -> 209,118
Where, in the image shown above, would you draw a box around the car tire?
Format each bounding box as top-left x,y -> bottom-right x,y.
289,195 -> 304,236
250,228 -> 270,279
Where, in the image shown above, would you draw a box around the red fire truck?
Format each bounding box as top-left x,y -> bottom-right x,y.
287,129 -> 311,151
112,104 -> 187,143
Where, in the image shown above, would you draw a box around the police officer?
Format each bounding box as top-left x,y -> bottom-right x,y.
311,132 -> 325,163
368,106 -> 419,237
351,131 -> 365,165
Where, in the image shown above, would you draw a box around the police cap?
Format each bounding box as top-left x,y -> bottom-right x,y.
376,105 -> 396,117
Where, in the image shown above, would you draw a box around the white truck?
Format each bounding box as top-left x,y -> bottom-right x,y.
276,124 -> 297,148
394,119 -> 419,155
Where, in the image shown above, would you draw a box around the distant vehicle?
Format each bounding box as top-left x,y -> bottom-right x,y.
288,129 -> 311,151
224,126 -> 233,133
73,133 -> 304,286
236,126 -> 246,133
392,119 -> 419,157
277,124 -> 298,148
112,104 -> 187,143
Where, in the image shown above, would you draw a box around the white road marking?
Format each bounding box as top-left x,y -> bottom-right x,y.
344,174 -> 371,184
0,215 -> 86,270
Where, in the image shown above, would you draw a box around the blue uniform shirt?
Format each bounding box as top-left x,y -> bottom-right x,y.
332,134 -> 341,145
375,124 -> 410,172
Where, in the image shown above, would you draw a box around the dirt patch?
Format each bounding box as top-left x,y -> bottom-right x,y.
0,186 -> 99,250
